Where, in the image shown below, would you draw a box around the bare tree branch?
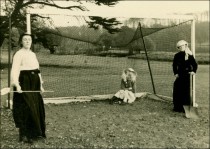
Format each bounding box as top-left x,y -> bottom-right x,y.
8,0 -> 16,5
21,0 -> 88,11
91,0 -> 119,6
31,14 -> 50,19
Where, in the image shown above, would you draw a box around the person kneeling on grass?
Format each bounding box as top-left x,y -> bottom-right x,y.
110,68 -> 137,104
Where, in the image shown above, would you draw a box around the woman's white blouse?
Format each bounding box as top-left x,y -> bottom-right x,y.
11,49 -> 39,86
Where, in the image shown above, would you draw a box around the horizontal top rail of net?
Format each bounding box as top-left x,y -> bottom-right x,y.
28,9 -> 195,20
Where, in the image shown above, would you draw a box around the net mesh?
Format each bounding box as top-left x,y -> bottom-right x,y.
29,14 -> 192,99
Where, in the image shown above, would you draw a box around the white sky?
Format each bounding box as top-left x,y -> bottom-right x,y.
80,1 -> 209,15
1,1 -> 208,27
39,1 -> 209,17
28,1 -> 208,27
1,1 -> 209,17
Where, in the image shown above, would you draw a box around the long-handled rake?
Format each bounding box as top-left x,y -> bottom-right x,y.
1,87 -> 54,96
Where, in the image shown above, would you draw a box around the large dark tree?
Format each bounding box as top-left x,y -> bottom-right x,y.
0,0 -> 120,47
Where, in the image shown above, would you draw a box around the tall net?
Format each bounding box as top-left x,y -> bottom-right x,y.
27,14 -> 192,99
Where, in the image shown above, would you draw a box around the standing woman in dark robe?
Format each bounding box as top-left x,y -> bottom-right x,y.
172,40 -> 198,112
11,33 -> 46,143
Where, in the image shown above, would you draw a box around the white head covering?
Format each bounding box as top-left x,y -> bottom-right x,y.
176,40 -> 192,60
176,40 -> 188,48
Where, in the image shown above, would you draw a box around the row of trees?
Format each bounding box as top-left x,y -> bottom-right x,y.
0,0 -> 121,48
2,18 -> 208,55
31,20 -> 208,55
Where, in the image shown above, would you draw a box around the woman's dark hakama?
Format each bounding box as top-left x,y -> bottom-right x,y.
173,74 -> 191,112
12,69 -> 46,139
172,52 -> 197,112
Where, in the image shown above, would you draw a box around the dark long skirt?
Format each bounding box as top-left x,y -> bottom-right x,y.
12,69 -> 46,139
173,74 -> 191,112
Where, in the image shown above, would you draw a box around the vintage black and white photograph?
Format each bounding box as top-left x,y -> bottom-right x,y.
0,0 -> 209,148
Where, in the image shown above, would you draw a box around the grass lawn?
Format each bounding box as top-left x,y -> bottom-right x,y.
0,50 -> 209,148
1,95 -> 209,148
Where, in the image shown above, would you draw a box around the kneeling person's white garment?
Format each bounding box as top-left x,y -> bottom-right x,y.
114,90 -> 136,103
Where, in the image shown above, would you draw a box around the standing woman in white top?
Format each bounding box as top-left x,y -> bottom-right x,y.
11,33 -> 46,143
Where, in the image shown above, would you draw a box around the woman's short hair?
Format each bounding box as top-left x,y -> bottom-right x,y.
121,68 -> 137,82
18,33 -> 34,47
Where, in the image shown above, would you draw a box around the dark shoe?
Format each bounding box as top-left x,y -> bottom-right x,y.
173,108 -> 184,113
110,96 -> 120,104
19,134 -> 28,143
26,137 -> 33,144
119,102 -> 126,105
35,136 -> 46,143
34,136 -> 45,140
42,133 -> 46,138
113,100 -> 120,104
19,128 -> 25,142
19,135 -> 24,142
109,99 -> 114,104
19,135 -> 23,142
